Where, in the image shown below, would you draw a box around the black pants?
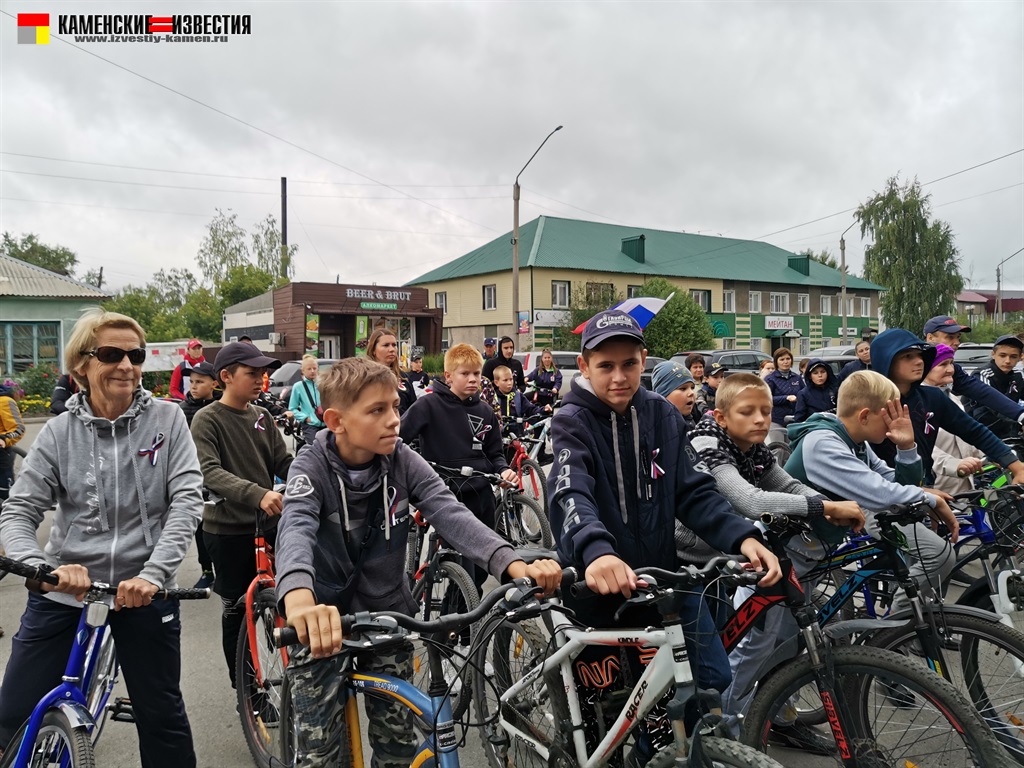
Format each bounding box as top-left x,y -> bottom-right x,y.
0,593 -> 195,768
453,482 -> 496,591
203,527 -> 276,687
0,446 -> 13,502
194,525 -> 213,571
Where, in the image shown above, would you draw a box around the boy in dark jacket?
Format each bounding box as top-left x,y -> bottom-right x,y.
493,365 -> 549,421
482,335 -> 526,391
277,357 -> 560,768
548,310 -> 781,764
179,361 -> 218,589
793,359 -> 838,422
401,344 -> 517,586
966,334 -> 1024,439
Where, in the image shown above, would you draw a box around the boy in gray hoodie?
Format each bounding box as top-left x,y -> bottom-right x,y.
275,357 -> 560,768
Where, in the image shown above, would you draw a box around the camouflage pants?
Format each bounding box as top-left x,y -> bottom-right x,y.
287,643 -> 416,768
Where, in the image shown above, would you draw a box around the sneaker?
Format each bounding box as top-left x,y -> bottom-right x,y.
767,722 -> 838,756
193,571 -> 215,590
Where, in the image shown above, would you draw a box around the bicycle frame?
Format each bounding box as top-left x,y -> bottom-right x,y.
242,520 -> 289,697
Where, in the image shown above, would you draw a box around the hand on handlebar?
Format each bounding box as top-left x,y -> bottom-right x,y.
585,554 -> 645,598
823,500 -> 865,532
507,559 -> 563,595
260,489 -> 284,516
739,538 -> 782,586
284,589 -> 343,659
115,577 -> 159,610
930,496 -> 960,544
47,563 -> 91,600
500,469 -> 518,487
956,457 -> 986,477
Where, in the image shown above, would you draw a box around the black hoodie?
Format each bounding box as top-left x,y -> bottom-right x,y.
482,336 -> 526,391
793,359 -> 838,422
966,361 -> 1024,439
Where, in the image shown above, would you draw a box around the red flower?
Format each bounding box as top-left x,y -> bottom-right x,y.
42,373 -> 48,378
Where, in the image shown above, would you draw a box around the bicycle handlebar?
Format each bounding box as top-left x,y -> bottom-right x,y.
760,500 -> 931,537
569,556 -> 762,600
274,568 -> 580,648
0,554 -> 212,600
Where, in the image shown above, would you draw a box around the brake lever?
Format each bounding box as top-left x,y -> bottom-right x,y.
612,576 -> 660,623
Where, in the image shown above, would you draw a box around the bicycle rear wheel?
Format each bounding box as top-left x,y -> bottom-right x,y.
0,709 -> 95,768
649,737 -> 785,767
235,587 -> 287,768
518,459 -> 548,517
473,615 -> 568,768
499,493 -> 553,549
410,560 -> 479,719
742,645 -> 1013,767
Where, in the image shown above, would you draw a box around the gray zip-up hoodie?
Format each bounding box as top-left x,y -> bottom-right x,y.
275,429 -> 519,616
0,387 -> 203,603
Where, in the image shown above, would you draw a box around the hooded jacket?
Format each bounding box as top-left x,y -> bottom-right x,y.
169,352 -> 206,401
793,359 -> 838,422
0,387 -> 203,601
548,378 -> 758,573
0,383 -> 25,447
482,337 -> 526,391
275,431 -> 518,616
49,373 -> 78,416
496,388 -> 543,421
400,379 -> 508,477
764,368 -> 804,424
835,358 -> 870,385
786,412 -> 936,518
868,329 -> 1016,481
965,361 -> 1024,439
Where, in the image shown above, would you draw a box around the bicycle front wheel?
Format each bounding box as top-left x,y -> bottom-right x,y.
742,645 -> 1012,767
500,493 -> 553,549
0,709 -> 95,768
409,560 -> 479,719
235,588 -> 288,768
866,612 -> 1024,765
649,737 -> 785,768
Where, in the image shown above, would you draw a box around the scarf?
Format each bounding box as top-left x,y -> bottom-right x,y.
688,417 -> 776,485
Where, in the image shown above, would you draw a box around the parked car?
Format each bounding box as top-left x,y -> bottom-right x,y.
512,350 -> 581,402
641,356 -> 667,390
268,358 -> 341,403
807,344 -> 860,358
669,349 -> 772,375
795,355 -> 858,378
954,343 -> 993,376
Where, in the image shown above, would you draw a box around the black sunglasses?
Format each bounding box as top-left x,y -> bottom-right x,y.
86,346 -> 147,365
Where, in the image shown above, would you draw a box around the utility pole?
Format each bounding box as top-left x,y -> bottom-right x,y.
839,221 -> 857,343
995,248 -> 1024,324
512,126 -> 562,338
280,177 -> 289,279
96,266 -> 104,290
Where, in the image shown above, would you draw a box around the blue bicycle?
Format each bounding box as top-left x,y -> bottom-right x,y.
0,555 -> 210,768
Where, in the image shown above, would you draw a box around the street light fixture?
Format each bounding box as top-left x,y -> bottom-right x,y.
512,125 -> 562,336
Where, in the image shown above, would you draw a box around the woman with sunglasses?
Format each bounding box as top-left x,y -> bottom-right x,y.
0,308 -> 204,767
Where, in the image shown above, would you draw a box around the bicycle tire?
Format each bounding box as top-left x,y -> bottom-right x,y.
649,737 -> 785,768
235,588 -> 288,768
741,644 -> 1013,767
765,441 -> 791,465
958,575 -> 1024,638
500,493 -> 553,550
409,560 -> 479,720
473,616 -> 570,768
518,458 -> 549,517
865,612 -> 1024,765
0,709 -> 95,768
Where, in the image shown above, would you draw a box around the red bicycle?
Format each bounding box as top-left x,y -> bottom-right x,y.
501,415 -> 549,522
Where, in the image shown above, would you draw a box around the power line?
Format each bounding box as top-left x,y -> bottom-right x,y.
523,190 -> 631,225
0,11 -> 498,234
934,182 -> 1024,208
0,151 -> 507,188
923,149 -> 1024,186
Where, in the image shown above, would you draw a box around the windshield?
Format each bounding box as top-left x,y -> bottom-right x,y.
270,361 -> 301,384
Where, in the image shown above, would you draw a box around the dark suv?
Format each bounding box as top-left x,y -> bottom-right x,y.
670,349 -> 772,374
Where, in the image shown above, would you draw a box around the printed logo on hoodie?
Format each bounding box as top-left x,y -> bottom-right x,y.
286,474 -> 315,498
467,414 -> 491,451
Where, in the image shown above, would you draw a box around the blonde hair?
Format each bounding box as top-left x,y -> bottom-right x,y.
837,370 -> 899,417
319,357 -> 399,412
65,307 -> 146,391
715,373 -> 771,413
301,354 -> 317,364
444,343 -> 483,373
492,365 -> 512,380
366,328 -> 401,380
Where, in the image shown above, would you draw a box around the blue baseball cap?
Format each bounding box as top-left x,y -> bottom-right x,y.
581,310 -> 645,350
924,316 -> 971,335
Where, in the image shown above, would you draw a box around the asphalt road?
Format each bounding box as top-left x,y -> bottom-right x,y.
0,418 -> 820,767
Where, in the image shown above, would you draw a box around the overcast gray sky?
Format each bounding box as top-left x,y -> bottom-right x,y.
1,0 -> 1022,294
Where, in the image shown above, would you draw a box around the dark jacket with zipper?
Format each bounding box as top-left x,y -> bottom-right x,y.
547,378 -> 758,575
793,359 -> 838,422
765,368 -> 804,424
964,361 -> 1024,439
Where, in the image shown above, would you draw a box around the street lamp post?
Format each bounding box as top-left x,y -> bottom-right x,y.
839,221 -> 858,343
512,125 -> 562,337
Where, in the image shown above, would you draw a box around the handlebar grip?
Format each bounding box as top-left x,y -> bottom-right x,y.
274,626 -> 299,648
0,555 -> 57,585
569,580 -> 597,600
159,587 -> 212,600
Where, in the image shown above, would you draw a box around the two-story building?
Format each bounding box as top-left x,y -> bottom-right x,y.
407,216 -> 885,355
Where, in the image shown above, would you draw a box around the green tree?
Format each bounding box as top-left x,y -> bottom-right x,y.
196,209 -> 296,291
857,176 -> 963,333
1,232 -> 78,276
251,214 -> 298,280
636,278 -> 715,358
181,286 -> 223,341
104,284 -> 190,341
220,263 -> 280,309
798,248 -> 840,271
551,285 -> 625,351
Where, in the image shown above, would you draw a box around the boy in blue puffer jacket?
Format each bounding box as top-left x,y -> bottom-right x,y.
793,359 -> 838,422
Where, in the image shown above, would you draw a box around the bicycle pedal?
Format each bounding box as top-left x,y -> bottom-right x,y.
109,697 -> 135,723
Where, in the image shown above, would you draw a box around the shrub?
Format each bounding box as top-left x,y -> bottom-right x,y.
419,353 -> 445,378
10,362 -> 61,399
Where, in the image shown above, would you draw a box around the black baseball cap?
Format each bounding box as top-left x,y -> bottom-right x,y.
411,354 -> 423,362
213,342 -> 282,375
707,362 -> 728,377
580,310 -> 645,350
189,361 -> 217,380
993,334 -> 1024,351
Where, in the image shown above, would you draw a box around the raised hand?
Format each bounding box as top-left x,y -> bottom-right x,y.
881,399 -> 915,450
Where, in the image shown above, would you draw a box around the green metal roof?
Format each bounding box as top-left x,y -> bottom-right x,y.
406,216 -> 884,291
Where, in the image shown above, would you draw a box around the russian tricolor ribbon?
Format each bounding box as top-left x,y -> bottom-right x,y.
651,448 -> 665,480
923,412 -> 936,435
139,432 -> 166,466
254,413 -> 266,431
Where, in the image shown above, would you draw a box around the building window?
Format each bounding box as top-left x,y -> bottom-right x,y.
749,336 -> 762,352
860,297 -> 871,317
845,297 -> 855,317
798,337 -> 811,356
482,284 -> 497,311
723,290 -> 735,313
749,291 -> 762,313
551,280 -> 570,309
689,289 -> 711,312
820,295 -> 833,316
586,282 -> 615,305
627,285 -> 642,299
0,321 -> 61,375
797,294 -> 810,314
722,337 -> 736,350
769,292 -> 789,314
435,291 -> 447,315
